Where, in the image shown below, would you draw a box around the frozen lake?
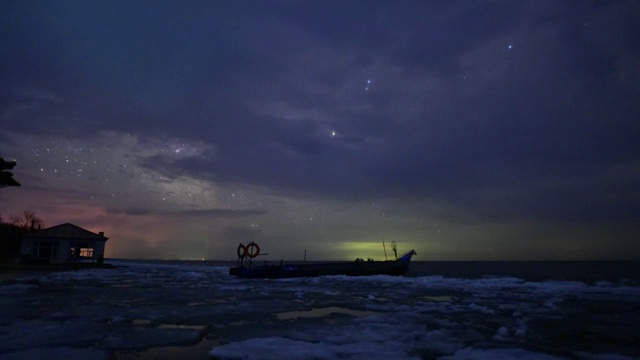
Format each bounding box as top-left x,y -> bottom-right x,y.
1,260 -> 639,359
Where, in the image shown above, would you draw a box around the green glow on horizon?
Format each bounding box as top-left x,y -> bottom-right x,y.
336,240 -> 419,261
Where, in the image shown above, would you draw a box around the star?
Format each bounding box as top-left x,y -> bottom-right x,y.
365,79 -> 372,91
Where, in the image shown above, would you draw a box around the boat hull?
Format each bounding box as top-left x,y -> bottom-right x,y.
229,250 -> 416,279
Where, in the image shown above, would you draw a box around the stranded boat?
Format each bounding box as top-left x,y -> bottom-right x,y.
229,242 -> 417,279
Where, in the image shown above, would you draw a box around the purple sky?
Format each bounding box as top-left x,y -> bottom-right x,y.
1,0 -> 639,260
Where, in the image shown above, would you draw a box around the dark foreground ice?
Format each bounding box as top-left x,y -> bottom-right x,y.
1,261 -> 639,359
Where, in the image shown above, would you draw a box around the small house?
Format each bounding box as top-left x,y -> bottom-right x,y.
21,223 -> 108,264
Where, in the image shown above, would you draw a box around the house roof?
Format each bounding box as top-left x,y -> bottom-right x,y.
24,223 -> 108,241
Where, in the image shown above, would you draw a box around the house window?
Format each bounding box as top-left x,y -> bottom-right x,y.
70,241 -> 95,259
80,247 -> 94,257
31,240 -> 59,259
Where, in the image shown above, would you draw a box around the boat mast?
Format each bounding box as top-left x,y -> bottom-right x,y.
391,240 -> 398,260
382,240 -> 388,261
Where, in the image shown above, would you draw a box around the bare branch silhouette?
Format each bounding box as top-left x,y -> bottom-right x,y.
10,210 -> 44,230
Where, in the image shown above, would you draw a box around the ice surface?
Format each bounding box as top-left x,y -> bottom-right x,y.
440,347 -> 566,359
208,335 -> 425,360
1,260 -> 639,359
0,347 -> 109,360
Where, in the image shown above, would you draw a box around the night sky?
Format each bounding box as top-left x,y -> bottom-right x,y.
1,1 -> 639,261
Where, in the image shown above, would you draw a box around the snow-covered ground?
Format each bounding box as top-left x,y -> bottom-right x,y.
1,261 -> 639,359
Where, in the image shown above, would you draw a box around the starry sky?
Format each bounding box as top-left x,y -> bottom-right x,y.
1,0 -> 639,261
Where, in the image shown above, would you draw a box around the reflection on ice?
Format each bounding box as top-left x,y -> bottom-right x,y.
420,295 -> 454,302
158,324 -> 208,330
1,260 -> 639,359
276,306 -> 376,320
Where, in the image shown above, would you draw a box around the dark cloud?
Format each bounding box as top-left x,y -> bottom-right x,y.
2,0 -> 640,259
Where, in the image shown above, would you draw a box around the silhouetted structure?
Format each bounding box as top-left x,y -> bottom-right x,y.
21,223 -> 109,264
0,157 -> 21,188
0,223 -> 25,261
